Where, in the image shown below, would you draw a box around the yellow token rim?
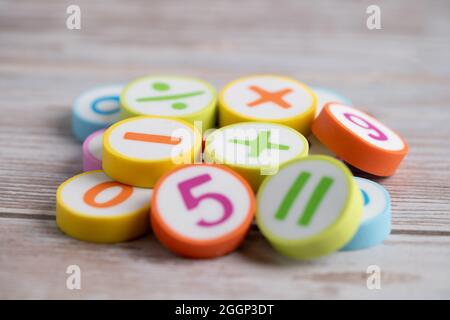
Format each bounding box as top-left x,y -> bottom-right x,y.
120,75 -> 217,119
219,74 -> 317,123
103,115 -> 202,164
56,170 -> 151,220
204,121 -> 309,170
256,155 -> 362,258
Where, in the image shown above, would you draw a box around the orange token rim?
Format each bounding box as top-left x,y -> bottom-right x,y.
312,103 -> 408,176
151,164 -> 256,257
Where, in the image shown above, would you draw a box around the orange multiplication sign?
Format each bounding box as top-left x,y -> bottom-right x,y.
83,181 -> 133,208
247,85 -> 293,109
123,132 -> 182,145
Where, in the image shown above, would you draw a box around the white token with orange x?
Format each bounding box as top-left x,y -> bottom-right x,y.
219,75 -> 317,135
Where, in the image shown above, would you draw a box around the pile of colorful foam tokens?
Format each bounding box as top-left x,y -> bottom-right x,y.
56,75 -> 408,259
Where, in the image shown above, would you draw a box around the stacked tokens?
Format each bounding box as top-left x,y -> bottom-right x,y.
56,76 -> 406,259
204,122 -> 309,190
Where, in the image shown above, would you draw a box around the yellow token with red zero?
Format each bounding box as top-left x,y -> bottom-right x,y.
312,103 -> 408,176
56,171 -> 152,243
151,164 -> 255,258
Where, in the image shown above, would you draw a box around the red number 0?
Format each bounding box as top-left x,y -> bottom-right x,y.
177,174 -> 233,227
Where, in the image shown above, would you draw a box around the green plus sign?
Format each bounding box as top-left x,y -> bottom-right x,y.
229,130 -> 290,157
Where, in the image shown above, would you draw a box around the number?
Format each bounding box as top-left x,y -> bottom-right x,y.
91,95 -> 120,115
361,189 -> 370,205
343,112 -> 387,141
83,181 -> 133,208
275,172 -> 334,226
177,173 -> 233,227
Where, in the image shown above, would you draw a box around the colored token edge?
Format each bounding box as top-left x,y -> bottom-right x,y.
341,177 -> 391,251
56,170 -> 151,243
150,164 -> 256,258
256,155 -> 362,259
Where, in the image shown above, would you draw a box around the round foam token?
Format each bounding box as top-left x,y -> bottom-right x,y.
219,75 -> 317,135
82,129 -> 105,171
120,76 -> 217,130
341,177 -> 391,251
256,155 -> 362,260
151,164 -> 255,258
311,86 -> 352,118
103,116 -> 201,188
72,84 -> 123,141
56,171 -> 152,243
311,103 -> 409,176
204,122 -> 309,191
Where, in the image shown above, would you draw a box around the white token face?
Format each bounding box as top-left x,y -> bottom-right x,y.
121,76 -> 215,116
312,87 -> 352,117
328,103 -> 405,151
59,171 -> 152,217
354,177 -> 389,223
258,158 -> 350,240
73,85 -> 123,124
206,123 -> 307,167
87,130 -> 104,160
107,117 -> 196,161
222,76 -> 314,120
155,166 -> 253,240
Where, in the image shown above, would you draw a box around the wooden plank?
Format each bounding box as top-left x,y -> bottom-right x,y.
0,217 -> 449,299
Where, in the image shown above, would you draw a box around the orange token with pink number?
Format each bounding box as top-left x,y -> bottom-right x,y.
151,164 -> 255,258
56,170 -> 152,243
312,103 -> 408,176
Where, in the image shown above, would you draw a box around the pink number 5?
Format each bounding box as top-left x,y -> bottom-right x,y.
177,174 -> 233,227
343,112 -> 387,141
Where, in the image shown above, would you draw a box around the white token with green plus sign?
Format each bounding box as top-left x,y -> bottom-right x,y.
204,122 -> 309,191
256,155 -> 362,259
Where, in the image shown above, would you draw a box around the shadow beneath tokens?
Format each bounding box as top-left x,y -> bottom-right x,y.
237,230 -> 322,267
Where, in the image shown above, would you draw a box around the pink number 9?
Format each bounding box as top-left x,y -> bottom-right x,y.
177,174 -> 233,227
343,112 -> 388,141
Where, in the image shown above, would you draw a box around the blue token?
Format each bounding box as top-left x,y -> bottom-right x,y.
341,177 -> 391,251
311,87 -> 352,118
72,84 -> 123,141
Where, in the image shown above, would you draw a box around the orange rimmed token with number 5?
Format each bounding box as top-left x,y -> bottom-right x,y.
56,171 -> 152,243
312,103 -> 408,176
151,164 -> 255,258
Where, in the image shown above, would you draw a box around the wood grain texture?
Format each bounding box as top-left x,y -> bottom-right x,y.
0,0 -> 449,299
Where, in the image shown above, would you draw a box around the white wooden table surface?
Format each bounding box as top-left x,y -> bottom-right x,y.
0,0 -> 449,299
